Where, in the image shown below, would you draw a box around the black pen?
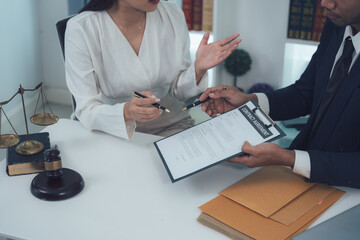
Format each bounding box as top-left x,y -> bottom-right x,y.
182,87 -> 229,111
132,91 -> 170,113
182,97 -> 211,111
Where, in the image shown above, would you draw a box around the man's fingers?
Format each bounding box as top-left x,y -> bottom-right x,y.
199,85 -> 233,101
241,141 -> 253,154
228,155 -> 248,164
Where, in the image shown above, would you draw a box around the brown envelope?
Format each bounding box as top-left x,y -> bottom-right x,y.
199,189 -> 345,240
198,213 -> 254,240
197,211 -> 323,240
221,166 -> 315,218
270,184 -> 335,225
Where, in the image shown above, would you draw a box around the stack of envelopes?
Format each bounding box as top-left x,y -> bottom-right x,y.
198,166 -> 345,240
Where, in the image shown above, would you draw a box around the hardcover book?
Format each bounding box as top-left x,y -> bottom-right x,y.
192,0 -> 203,31
287,0 -> 303,39
6,132 -> 50,176
201,0 -> 213,32
182,0 -> 193,30
299,0 -> 317,40
311,0 -> 326,42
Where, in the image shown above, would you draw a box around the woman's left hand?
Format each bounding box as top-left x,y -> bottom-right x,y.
194,33 -> 241,83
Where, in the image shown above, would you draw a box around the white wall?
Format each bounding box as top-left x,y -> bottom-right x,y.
38,0 -> 71,105
213,0 -> 290,91
0,1 -> 43,116
0,0 -> 70,133
282,41 -> 318,88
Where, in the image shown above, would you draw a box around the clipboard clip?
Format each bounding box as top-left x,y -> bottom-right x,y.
252,107 -> 274,128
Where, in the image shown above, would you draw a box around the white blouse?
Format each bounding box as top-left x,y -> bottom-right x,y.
65,1 -> 207,139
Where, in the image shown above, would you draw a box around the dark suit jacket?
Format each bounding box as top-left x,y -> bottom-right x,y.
266,19 -> 360,188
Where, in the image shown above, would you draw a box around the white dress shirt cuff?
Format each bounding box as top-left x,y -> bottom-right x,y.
197,70 -> 209,92
125,120 -> 136,139
254,93 -> 270,114
293,150 -> 311,179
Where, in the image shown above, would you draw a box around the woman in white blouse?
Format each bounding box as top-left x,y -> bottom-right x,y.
65,0 -> 240,139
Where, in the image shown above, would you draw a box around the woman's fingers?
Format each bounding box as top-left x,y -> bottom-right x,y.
217,33 -> 241,46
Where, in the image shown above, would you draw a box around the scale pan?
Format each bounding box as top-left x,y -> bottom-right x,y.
0,134 -> 20,148
30,113 -> 59,126
16,140 -> 44,155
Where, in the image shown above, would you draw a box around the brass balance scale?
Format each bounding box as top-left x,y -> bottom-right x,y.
0,82 -> 58,155
1,83 -> 84,201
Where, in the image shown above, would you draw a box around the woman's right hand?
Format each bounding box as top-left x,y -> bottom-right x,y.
124,91 -> 163,122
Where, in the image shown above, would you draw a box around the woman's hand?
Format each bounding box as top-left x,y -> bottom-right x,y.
194,33 -> 241,83
124,91 -> 163,122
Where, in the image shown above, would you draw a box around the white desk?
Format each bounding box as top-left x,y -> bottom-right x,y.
1,119 -> 360,240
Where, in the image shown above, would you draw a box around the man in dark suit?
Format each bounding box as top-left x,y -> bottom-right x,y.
200,0 -> 360,188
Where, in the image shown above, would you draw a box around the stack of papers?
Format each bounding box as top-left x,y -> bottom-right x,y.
198,166 -> 345,240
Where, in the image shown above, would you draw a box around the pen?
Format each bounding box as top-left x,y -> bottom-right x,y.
182,97 -> 211,111
132,91 -> 170,113
182,87 -> 229,111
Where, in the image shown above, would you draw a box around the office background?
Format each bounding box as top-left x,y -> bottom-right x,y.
0,0 -> 316,165
0,2 -> 321,239
0,0 -> 316,112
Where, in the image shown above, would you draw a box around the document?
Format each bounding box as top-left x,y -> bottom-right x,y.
154,101 -> 285,182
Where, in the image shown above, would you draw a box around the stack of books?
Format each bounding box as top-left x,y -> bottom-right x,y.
198,166 -> 345,240
182,0 -> 213,32
287,0 -> 327,42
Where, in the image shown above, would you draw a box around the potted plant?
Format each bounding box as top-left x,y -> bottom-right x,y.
224,49 -> 252,87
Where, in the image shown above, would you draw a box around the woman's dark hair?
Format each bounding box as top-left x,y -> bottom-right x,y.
79,0 -> 117,13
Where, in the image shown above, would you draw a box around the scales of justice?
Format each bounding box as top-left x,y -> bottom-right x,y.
0,83 -> 84,201
0,82 -> 58,155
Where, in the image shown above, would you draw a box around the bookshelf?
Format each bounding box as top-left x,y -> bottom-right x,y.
283,0 -> 324,87
287,0 -> 326,42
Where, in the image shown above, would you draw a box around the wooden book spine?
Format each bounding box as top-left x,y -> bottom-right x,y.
287,0 -> 303,39
311,0 -> 327,42
182,0 -> 193,30
299,0 -> 317,40
201,0 -> 213,32
192,0 -> 203,31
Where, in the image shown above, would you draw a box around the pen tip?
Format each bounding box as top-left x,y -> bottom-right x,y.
181,107 -> 187,111
165,109 -> 171,113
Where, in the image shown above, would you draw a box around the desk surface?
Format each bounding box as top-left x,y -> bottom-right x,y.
1,119 -> 360,240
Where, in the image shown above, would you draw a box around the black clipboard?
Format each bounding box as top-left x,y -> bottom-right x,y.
154,101 -> 286,183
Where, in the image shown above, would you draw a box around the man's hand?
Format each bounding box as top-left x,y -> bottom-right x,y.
199,85 -> 258,117
229,141 -> 295,168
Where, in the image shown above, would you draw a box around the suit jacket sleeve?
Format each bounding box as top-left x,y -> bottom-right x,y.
265,20 -> 360,188
308,150 -> 360,188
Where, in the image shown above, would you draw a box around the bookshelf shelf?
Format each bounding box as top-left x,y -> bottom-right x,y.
286,38 -> 320,46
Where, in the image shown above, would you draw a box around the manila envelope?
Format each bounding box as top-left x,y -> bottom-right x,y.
199,189 -> 345,240
198,211 -> 322,240
221,166 -> 316,218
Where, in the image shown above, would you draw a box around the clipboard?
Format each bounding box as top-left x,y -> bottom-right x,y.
154,101 -> 286,183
